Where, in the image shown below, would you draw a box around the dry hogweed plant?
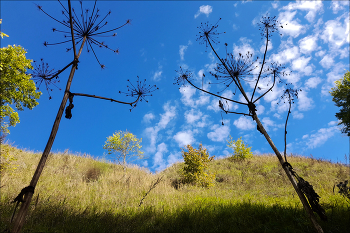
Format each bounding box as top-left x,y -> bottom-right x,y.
9,1 -> 158,233
174,15 -> 326,233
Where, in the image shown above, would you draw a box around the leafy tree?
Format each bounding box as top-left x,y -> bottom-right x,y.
0,144 -> 19,175
329,71 -> 350,136
181,144 -> 216,188
103,130 -> 144,169
227,136 -> 253,161
0,20 -> 41,139
0,19 -> 9,38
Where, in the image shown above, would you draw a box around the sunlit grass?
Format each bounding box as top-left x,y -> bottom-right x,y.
1,144 -> 349,233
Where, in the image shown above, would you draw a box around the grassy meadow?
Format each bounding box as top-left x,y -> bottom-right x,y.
1,144 -> 349,233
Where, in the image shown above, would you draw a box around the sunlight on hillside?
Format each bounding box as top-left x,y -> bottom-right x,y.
1,144 -> 349,233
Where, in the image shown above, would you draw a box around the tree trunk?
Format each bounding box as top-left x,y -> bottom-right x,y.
253,114 -> 324,233
10,37 -> 86,233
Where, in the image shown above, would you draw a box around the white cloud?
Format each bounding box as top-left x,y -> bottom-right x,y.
198,69 -> 205,79
299,35 -> 318,54
304,126 -> 339,149
292,111 -> 304,119
179,45 -> 188,61
232,24 -> 239,30
167,152 -> 183,166
282,0 -> 323,22
320,14 -> 350,48
153,143 -> 168,171
180,86 -> 196,107
144,102 -> 176,153
292,56 -> 313,75
260,40 -> 273,54
319,55 -> 334,69
153,64 -> 163,81
272,1 -> 279,9
185,109 -> 202,124
281,68 -> 301,85
261,81 -> 284,104
271,38 -> 300,64
143,113 -> 155,123
328,120 -> 339,126
321,62 -> 347,96
297,90 -> 314,111
174,130 -> 195,147
261,117 -> 277,131
331,1 -> 349,14
195,114 -> 209,128
179,86 -> 210,108
233,116 -> 255,130
256,104 -> 265,115
315,50 -> 326,57
207,121 -> 230,142
233,37 -> 255,58
153,71 -> 162,81
207,90 -> 238,113
158,103 -> 176,129
278,11 -> 305,38
274,113 -> 282,119
304,77 -> 322,89
194,5 -> 213,18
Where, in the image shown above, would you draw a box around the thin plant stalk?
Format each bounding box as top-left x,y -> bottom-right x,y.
253,114 -> 324,233
284,92 -> 292,162
10,29 -> 86,233
179,17 -> 325,233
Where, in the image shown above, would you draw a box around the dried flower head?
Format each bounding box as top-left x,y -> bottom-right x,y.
196,18 -> 224,48
210,51 -> 259,91
174,66 -> 193,87
31,58 -> 61,100
119,76 -> 158,108
37,0 -> 130,68
279,87 -> 301,105
265,62 -> 291,79
259,15 -> 285,39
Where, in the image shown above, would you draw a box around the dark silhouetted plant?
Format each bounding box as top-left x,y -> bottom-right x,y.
9,1 -> 158,233
174,15 -> 326,233
334,180 -> 350,203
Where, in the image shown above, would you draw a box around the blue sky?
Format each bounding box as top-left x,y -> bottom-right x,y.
1,0 -> 349,173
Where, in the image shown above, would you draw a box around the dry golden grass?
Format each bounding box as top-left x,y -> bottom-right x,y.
1,144 -> 349,233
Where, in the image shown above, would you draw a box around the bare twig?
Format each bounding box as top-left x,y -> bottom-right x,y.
71,93 -> 141,106
138,176 -> 163,207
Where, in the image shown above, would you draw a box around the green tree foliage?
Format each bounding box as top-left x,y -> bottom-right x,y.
0,144 -> 19,175
0,23 -> 41,137
227,136 -> 253,161
329,71 -> 350,136
103,130 -> 144,169
181,144 -> 216,188
0,19 -> 9,38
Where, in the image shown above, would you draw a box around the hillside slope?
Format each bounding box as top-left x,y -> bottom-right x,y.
1,145 -> 349,233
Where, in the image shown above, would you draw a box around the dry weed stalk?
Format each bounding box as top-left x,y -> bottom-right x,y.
139,176 -> 163,207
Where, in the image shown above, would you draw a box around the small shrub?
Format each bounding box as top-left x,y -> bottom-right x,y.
215,174 -> 231,183
170,177 -> 183,190
227,136 -> 253,162
84,166 -> 101,182
181,144 -> 216,188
